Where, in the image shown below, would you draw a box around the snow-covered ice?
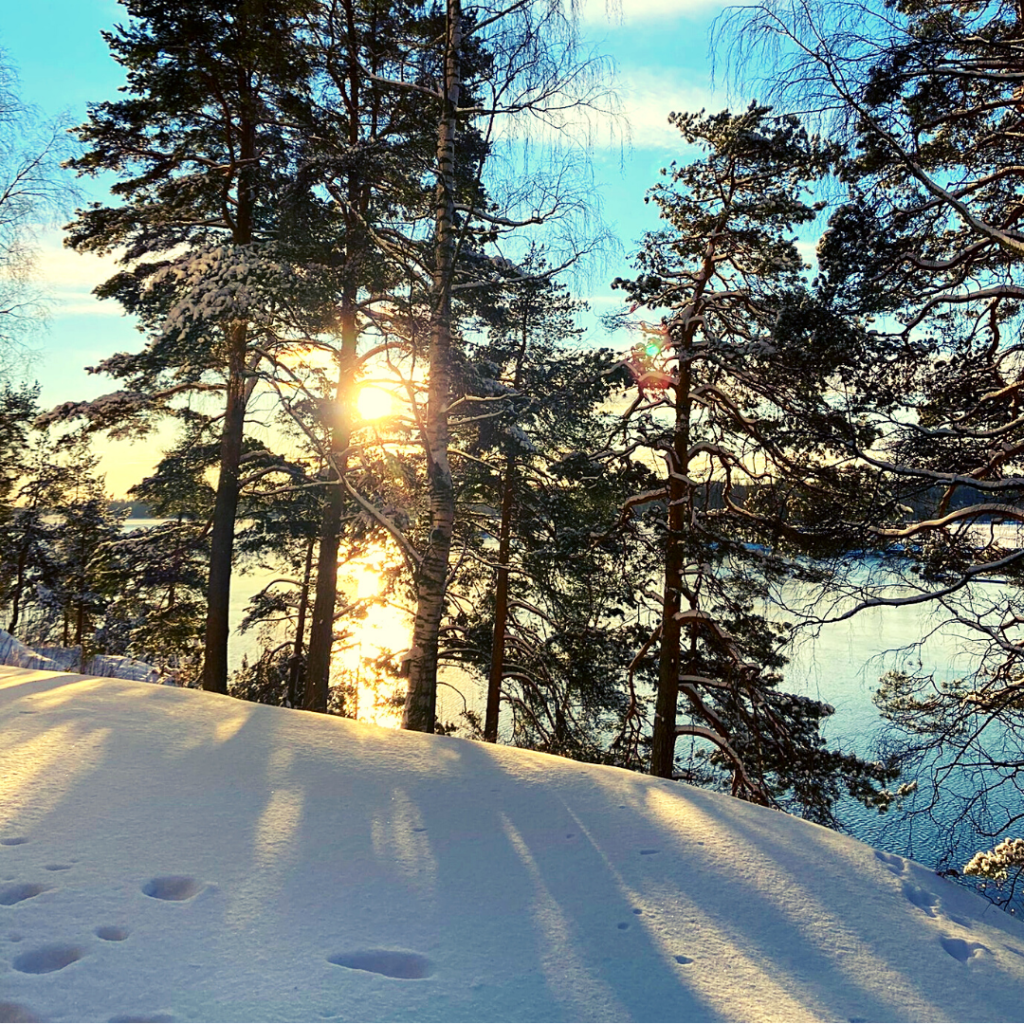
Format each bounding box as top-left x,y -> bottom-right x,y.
2,665 -> 1024,1023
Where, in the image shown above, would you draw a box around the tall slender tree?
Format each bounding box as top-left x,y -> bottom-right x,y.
397,0 -> 616,731
57,0 -> 320,693
616,105 -> 895,821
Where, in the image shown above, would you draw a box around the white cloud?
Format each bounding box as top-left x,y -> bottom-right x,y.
613,68 -> 724,150
579,0 -> 728,25
30,228 -> 122,316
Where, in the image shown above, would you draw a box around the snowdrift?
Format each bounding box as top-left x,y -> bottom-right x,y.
0,632 -> 169,684
2,665 -> 1023,1023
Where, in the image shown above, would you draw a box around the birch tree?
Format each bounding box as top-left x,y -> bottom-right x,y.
398,0 -> 615,732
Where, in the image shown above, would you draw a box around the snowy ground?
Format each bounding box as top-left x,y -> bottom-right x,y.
2,667 -> 1024,1023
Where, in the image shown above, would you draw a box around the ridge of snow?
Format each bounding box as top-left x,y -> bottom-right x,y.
2,665 -> 1023,1023
0,633 -> 170,684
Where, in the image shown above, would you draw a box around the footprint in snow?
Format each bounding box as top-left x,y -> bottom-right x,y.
12,944 -> 85,974
874,850 -> 905,875
142,876 -> 202,901
0,838 -> 29,847
43,864 -> 72,872
95,926 -> 130,942
639,849 -> 659,856
0,1002 -> 42,1023
0,884 -> 51,906
327,950 -> 433,980
902,882 -> 940,918
617,922 -> 630,930
941,937 -> 989,964
632,908 -> 643,916
674,955 -> 693,965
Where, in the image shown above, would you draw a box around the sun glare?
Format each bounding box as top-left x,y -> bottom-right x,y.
356,385 -> 394,420
331,541 -> 408,728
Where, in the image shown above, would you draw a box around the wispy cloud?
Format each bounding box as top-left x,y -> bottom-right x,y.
613,68 -> 723,151
31,229 -> 123,317
579,0 -> 729,25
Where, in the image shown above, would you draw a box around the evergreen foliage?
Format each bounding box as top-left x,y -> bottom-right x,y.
613,105 -> 897,822
723,0 -> 1024,877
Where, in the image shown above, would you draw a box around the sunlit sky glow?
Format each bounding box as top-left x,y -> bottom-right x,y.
2,0 -> 745,495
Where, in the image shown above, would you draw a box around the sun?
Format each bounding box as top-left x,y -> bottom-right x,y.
356,385 -> 394,421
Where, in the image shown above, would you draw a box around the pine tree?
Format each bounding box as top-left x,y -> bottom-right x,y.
56,0 -> 322,694
725,0 -> 1024,855
616,105 -> 895,821
438,254 -> 651,753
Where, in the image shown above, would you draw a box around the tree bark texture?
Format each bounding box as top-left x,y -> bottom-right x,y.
403,0 -> 461,733
650,240 -> 717,777
201,320 -> 250,694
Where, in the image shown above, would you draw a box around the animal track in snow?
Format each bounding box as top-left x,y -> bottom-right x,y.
12,944 -> 85,974
632,908 -> 643,915
902,882 -> 940,918
327,950 -> 433,979
674,955 -> 693,965
0,1002 -> 42,1023
941,937 -> 989,963
142,876 -> 202,901
95,926 -> 130,941
0,838 -> 29,847
874,850 -> 905,875
617,922 -> 630,931
0,883 -> 51,906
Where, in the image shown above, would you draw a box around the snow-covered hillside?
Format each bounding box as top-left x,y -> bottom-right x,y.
2,666 -> 1023,1023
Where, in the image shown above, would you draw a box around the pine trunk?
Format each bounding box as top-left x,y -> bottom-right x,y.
403,0 -> 461,733
200,107 -> 256,696
484,299 -> 532,742
484,453 -> 516,741
287,532 -> 316,707
7,542 -> 28,635
201,320 -> 249,694
304,290 -> 357,713
650,351 -> 692,778
650,237 -> 718,777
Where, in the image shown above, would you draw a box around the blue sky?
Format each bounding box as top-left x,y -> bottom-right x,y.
3,0 -> 738,495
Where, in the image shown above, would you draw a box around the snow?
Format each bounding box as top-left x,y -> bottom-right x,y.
0,633 -> 170,685
2,666 -> 1024,1023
